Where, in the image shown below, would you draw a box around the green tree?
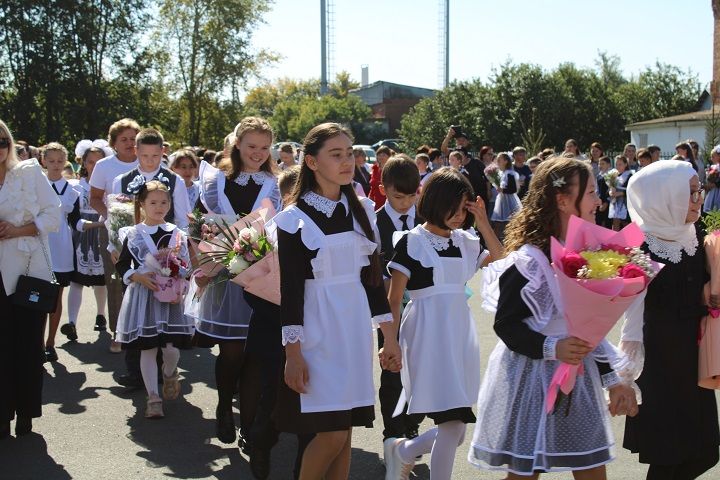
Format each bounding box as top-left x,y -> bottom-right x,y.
156,0 -> 276,145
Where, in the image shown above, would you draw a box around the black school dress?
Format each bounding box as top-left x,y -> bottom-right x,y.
624,227 -> 720,464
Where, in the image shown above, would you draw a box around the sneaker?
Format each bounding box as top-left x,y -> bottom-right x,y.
109,340 -> 122,353
384,438 -> 414,480
145,395 -> 164,419
94,315 -> 107,331
162,367 -> 181,400
249,445 -> 271,479
44,346 -> 59,363
60,323 -> 78,342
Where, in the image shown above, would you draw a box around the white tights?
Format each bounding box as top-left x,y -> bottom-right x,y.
397,420 -> 466,480
139,345 -> 180,397
67,282 -> 107,325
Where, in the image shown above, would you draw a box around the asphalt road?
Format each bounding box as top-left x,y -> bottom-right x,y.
1,273 -> 719,479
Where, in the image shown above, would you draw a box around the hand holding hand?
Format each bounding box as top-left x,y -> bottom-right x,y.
379,338 -> 402,372
556,337 -> 593,365
608,383 -> 638,417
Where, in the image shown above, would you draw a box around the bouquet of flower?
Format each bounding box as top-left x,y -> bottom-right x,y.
106,194 -> 135,251
484,163 -> 501,189
546,215 -> 663,412
144,234 -> 191,303
603,170 -> 619,190
707,164 -> 720,186
699,210 -> 720,388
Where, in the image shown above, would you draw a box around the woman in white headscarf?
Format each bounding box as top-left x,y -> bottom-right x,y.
621,160 -> 719,479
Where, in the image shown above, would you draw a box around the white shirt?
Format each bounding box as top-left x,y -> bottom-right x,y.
111,166 -> 191,230
89,155 -> 138,199
383,201 -> 416,231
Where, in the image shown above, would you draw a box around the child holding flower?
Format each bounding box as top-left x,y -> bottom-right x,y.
114,180 -> 193,419
469,157 -> 637,479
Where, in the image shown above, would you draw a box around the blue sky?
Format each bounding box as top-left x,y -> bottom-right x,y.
249,0 -> 713,92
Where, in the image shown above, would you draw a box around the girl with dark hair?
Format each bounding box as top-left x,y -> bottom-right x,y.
273,123 -> 400,479
469,157 -> 637,479
114,180 -> 193,419
188,116 -> 282,446
490,153 -> 521,241
62,145 -> 110,342
383,167 -> 502,479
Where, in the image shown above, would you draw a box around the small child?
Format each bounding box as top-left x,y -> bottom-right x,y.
42,143 -> 80,363
169,148 -> 200,209
491,152 -> 521,241
384,167 -> 503,480
374,155 -> 424,461
114,180 -> 193,419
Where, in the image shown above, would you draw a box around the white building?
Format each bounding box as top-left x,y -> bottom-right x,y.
625,91 -> 718,155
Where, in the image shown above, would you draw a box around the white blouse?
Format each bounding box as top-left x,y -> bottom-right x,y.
0,159 -> 62,295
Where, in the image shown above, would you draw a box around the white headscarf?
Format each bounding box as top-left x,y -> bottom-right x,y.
626,160 -> 698,261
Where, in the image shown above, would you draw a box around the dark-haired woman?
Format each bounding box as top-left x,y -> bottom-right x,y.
273,123 -> 401,479
187,117 -> 281,447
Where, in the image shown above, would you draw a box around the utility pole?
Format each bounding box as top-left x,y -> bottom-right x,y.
320,0 -> 328,95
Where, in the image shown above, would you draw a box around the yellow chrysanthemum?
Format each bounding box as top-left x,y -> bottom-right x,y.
580,250 -> 629,279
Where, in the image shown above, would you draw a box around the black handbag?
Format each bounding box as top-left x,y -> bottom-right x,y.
12,238 -> 61,314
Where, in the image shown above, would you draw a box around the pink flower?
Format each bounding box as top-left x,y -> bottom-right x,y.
561,252 -> 588,278
233,241 -> 242,254
243,250 -> 256,262
620,264 -> 647,281
241,231 -> 252,242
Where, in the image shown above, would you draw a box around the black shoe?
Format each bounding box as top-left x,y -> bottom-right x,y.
44,346 -> 58,363
60,323 -> 78,342
0,422 -> 9,439
238,430 -> 252,455
15,417 -> 32,436
116,374 -> 144,389
94,315 -> 107,332
216,408 -> 236,444
249,445 -> 271,479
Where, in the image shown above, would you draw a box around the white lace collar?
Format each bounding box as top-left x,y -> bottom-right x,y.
301,191 -> 350,218
137,222 -> 175,235
235,171 -> 272,186
419,225 -> 454,251
645,232 -> 698,264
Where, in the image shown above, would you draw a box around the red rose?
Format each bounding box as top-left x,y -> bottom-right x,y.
620,264 -> 646,281
561,252 -> 588,278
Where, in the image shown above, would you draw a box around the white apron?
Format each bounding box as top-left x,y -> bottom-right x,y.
276,207 -> 379,413
398,228 -> 482,415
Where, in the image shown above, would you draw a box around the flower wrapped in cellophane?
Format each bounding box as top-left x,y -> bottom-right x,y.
105,194 -> 135,251
546,215 -> 663,412
143,231 -> 191,303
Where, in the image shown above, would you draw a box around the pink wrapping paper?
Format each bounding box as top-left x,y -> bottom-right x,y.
153,275 -> 189,303
546,215 -> 663,412
231,251 -> 281,305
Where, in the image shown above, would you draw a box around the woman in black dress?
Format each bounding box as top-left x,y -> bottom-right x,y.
622,160 -> 719,480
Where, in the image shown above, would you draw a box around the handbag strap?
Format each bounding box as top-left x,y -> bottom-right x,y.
25,237 -> 58,284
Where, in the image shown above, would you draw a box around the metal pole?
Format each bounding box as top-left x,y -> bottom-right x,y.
444,0 -> 449,87
320,0 -> 328,95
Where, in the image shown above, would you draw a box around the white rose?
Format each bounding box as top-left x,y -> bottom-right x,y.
228,255 -> 250,275
239,226 -> 260,244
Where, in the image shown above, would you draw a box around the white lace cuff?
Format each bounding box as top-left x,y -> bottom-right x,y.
601,371 -> 622,389
543,336 -> 559,360
282,325 -> 305,346
372,313 -> 394,329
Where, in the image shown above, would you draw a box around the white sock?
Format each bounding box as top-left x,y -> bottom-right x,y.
398,427 -> 437,463
429,421 -> 466,480
93,286 -> 107,317
67,282 -> 83,325
161,344 -> 180,377
140,348 -> 160,397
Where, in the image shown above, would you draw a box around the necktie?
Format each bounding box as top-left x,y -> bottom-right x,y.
399,214 -> 409,230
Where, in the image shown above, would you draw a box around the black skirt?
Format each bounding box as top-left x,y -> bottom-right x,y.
192,330 -> 245,348
426,407 -> 476,425
53,271 -> 73,288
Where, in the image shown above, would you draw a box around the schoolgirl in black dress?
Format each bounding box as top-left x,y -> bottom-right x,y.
274,123 -> 401,479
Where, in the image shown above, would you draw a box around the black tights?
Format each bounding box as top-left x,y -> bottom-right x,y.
215,341 -> 262,434
647,448 -> 719,480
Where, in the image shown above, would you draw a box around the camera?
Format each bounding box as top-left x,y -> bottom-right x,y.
450,125 -> 464,138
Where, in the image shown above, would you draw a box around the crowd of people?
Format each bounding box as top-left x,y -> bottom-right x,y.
0,115 -> 718,480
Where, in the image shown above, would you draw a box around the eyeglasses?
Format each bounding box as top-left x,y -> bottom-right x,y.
0,138 -> 10,149
691,188 -> 704,203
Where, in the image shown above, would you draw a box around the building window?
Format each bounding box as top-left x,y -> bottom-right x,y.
638,133 -> 648,147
